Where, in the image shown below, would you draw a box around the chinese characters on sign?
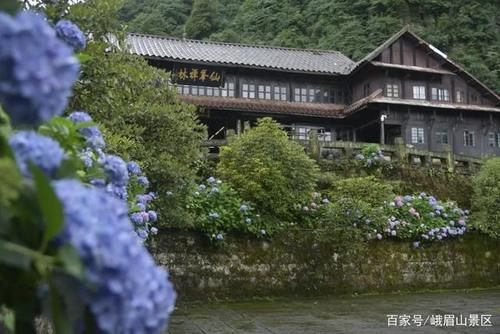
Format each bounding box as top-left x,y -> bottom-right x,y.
172,64 -> 225,87
387,314 -> 493,328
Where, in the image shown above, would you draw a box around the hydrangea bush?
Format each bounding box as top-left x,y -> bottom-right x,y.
0,9 -> 175,333
372,193 -> 469,247
354,144 -> 391,170
187,177 -> 268,242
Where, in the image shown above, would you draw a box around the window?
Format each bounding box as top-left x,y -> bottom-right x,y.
308,88 -> 322,103
294,87 -> 308,102
241,83 -> 255,99
221,81 -> 235,97
412,86 -> 426,100
363,83 -> 370,97
296,127 -> 309,140
463,130 -> 475,147
436,129 -> 449,144
488,132 -> 500,148
411,127 -> 425,144
431,88 -> 450,101
385,83 -> 399,98
273,86 -> 287,101
456,90 -> 464,103
258,85 -> 272,100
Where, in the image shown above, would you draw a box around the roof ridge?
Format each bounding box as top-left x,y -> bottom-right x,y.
127,32 -> 351,58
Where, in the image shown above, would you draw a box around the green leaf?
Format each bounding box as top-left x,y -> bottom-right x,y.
77,53 -> 93,63
0,240 -> 31,270
31,166 -> 64,251
57,246 -> 84,279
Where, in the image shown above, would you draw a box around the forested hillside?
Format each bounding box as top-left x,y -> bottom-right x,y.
118,0 -> 499,91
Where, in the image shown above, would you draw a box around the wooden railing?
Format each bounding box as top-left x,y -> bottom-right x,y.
201,132 -> 483,173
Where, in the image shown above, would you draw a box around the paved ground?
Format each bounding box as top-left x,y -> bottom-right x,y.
168,289 -> 500,333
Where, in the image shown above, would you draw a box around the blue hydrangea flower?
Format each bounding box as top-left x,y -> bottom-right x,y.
90,178 -> 106,188
0,11 -> 80,126
138,176 -> 149,187
130,212 -> 143,225
105,183 -> 128,201
151,227 -> 158,235
207,176 -> 216,183
126,161 -> 141,176
198,184 -> 206,191
240,204 -> 249,212
245,217 -> 252,224
137,194 -> 153,205
53,179 -> 176,333
68,111 -> 92,123
101,154 -> 129,187
215,233 -> 224,240
67,111 -> 105,149
55,20 -> 86,51
136,202 -> 146,212
148,211 -> 158,222
9,131 -> 64,177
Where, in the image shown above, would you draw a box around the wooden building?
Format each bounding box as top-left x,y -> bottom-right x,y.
127,26 -> 500,158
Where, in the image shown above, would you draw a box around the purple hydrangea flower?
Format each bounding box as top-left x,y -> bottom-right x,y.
0,12 -> 80,126
101,154 -> 129,187
53,179 -> 176,333
55,19 -> 86,51
9,131 -> 64,177
105,183 -> 128,201
126,161 -> 141,176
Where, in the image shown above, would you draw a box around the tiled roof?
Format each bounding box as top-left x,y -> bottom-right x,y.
179,96 -> 345,118
127,33 -> 354,75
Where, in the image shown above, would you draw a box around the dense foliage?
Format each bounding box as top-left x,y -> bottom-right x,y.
218,118 -> 319,222
472,158 -> 500,238
56,0 -> 207,227
119,0 -> 500,91
328,176 -> 394,207
186,176 -> 269,242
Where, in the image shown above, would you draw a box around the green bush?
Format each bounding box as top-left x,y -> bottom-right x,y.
186,177 -> 269,242
313,198 -> 384,251
328,176 -> 394,207
218,118 -> 319,222
472,158 -> 500,237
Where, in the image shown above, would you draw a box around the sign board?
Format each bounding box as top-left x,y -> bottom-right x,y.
172,64 -> 225,87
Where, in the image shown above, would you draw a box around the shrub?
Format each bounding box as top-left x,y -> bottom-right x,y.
313,197 -> 384,251
472,158 -> 500,237
186,177 -> 269,242
373,193 -> 469,247
218,118 -> 319,222
327,176 -> 395,207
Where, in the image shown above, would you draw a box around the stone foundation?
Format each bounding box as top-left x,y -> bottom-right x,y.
149,231 -> 500,300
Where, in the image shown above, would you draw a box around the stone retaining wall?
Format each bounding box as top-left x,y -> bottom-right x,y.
150,231 -> 500,300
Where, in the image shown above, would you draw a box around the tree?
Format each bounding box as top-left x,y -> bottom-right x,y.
218,118 -> 319,221
184,0 -> 218,39
65,0 -> 207,227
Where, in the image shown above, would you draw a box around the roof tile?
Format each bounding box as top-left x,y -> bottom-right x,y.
127,33 -> 354,75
